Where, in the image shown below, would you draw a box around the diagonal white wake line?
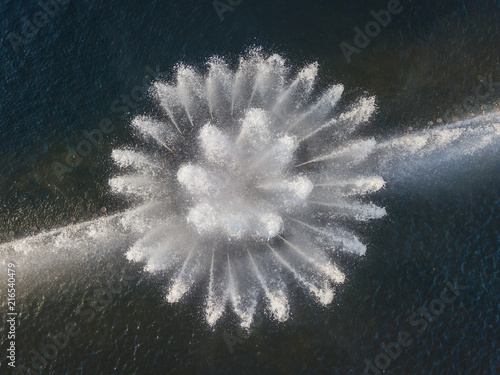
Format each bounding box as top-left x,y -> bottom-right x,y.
372,114 -> 500,181
295,138 -> 376,168
247,250 -> 289,321
231,66 -> 246,117
132,117 -> 175,152
286,217 -> 366,255
286,85 -> 344,133
271,62 -> 318,116
161,105 -> 183,135
182,103 -> 195,127
0,209 -> 132,254
313,176 -> 386,196
166,242 -> 197,302
298,96 -> 375,143
267,244 -> 334,305
176,67 -> 198,128
307,200 -> 386,221
299,118 -> 338,143
247,250 -> 270,294
227,254 -> 256,328
227,255 -> 237,306
154,83 -> 184,135
168,116 -> 183,135
205,250 -> 226,327
207,250 -> 216,301
278,235 -> 345,283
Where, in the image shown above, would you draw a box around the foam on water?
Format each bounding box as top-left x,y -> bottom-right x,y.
2,49 -> 499,328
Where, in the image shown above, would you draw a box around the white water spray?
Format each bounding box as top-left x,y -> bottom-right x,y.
2,49 -> 499,328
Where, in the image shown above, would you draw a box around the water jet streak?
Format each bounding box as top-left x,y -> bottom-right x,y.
267,244 -> 334,305
166,243 -> 197,303
205,250 -> 227,327
278,235 -> 345,283
247,249 -> 289,322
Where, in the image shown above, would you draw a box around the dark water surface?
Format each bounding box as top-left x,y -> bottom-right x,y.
0,0 -> 499,374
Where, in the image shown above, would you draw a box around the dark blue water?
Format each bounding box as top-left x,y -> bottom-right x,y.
0,0 -> 499,374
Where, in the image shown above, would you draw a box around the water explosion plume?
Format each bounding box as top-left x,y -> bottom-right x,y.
104,49 -> 387,326
111,49 -> 383,328
2,49 -> 499,329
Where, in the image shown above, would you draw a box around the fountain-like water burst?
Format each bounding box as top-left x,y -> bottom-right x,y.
2,49 -> 499,330
109,48 -> 384,328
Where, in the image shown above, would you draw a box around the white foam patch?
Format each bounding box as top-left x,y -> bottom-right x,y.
257,176 -> 314,206
198,124 -> 233,165
237,108 -> 272,148
265,289 -> 290,322
186,203 -> 219,233
257,213 -> 284,238
177,164 -> 218,197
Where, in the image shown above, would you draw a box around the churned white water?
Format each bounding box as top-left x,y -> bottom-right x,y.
2,49 -> 499,328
